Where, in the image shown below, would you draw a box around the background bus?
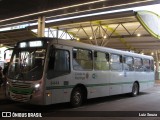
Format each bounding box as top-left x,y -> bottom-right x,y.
4,48 -> 14,63
6,38 -> 155,107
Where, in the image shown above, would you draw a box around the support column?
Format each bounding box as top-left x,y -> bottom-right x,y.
56,27 -> 59,43
37,16 -> 45,37
155,51 -> 159,80
56,27 -> 59,39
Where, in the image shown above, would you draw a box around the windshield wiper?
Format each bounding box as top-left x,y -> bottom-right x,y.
15,73 -> 24,79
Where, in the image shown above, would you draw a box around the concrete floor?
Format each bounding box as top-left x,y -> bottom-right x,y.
1,80 -> 160,120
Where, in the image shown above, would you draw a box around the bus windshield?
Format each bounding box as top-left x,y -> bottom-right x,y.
8,48 -> 46,81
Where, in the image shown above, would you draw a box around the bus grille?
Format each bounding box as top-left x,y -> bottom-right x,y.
11,81 -> 31,89
9,82 -> 33,95
10,93 -> 31,102
9,81 -> 33,102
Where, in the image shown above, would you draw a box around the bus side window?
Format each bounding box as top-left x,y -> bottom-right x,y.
94,51 -> 97,57
48,47 -> 55,69
94,51 -> 109,70
110,54 -> 122,71
106,53 -> 110,62
123,56 -> 134,71
143,59 -> 150,72
120,55 -> 123,63
73,50 -> 77,58
47,48 -> 70,79
150,60 -> 154,71
73,48 -> 93,70
73,48 -> 82,70
134,57 -> 143,71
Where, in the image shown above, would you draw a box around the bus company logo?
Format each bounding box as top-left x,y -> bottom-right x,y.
2,112 -> 11,117
92,73 -> 97,79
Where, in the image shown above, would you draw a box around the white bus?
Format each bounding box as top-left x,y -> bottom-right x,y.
6,37 -> 154,107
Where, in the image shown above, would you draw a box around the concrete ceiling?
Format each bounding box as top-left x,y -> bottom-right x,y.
0,10 -> 159,55
0,0 -> 159,28
49,10 -> 159,53
0,0 -> 159,55
0,29 -> 37,46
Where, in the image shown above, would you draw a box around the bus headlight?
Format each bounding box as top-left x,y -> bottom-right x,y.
34,83 -> 41,93
34,83 -> 40,89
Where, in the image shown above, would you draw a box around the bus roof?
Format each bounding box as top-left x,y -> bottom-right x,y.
53,39 -> 153,59
17,37 -> 153,60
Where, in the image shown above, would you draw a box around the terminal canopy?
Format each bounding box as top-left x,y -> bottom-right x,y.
136,11 -> 160,39
0,10 -> 160,54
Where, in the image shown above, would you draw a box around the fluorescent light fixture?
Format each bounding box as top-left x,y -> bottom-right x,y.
29,41 -> 42,47
45,1 -> 159,24
0,0 -> 107,23
0,0 -> 159,35
0,0 -> 155,24
20,42 -> 27,48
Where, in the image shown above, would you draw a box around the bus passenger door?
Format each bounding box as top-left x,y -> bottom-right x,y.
46,46 -> 71,104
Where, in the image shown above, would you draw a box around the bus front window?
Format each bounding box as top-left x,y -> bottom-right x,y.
8,49 -> 46,81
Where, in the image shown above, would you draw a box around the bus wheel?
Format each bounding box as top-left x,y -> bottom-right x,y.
70,87 -> 83,107
131,82 -> 139,97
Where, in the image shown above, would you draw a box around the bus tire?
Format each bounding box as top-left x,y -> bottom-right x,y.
70,87 -> 83,107
131,82 -> 139,97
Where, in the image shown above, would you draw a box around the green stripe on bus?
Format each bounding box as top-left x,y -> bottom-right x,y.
46,80 -> 154,90
86,82 -> 132,87
9,87 -> 33,95
46,85 -> 74,90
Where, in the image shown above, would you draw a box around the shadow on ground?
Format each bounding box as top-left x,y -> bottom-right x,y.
12,92 -> 149,113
